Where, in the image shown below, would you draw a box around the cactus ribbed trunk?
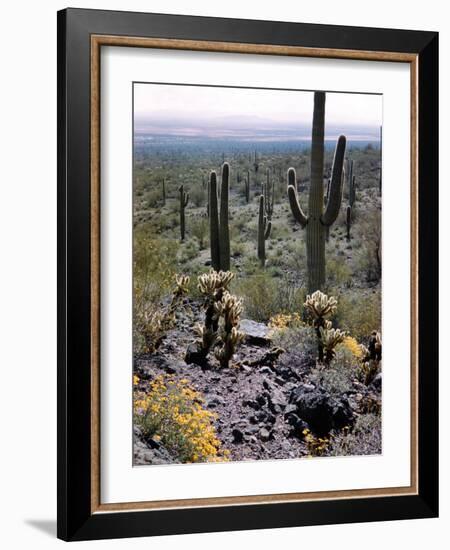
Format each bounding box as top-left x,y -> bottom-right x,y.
179,185 -> 189,241
162,178 -> 166,205
257,194 -> 272,267
208,164 -> 230,271
219,163 -> 231,271
209,173 -> 220,270
307,91 -> 326,293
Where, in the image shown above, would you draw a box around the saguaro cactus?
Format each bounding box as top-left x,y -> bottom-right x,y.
161,178 -> 166,205
253,150 -> 259,174
347,159 -> 356,207
178,184 -> 189,241
244,174 -> 250,203
209,163 -> 231,271
349,175 -> 356,207
263,169 -> 275,220
287,91 -> 346,292
257,194 -> 272,267
346,205 -> 352,240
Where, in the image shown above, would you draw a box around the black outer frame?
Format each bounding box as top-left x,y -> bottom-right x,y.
57,8 -> 439,542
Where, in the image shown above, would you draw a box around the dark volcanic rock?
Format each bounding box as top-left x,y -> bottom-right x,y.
240,319 -> 272,346
232,428 -> 245,443
184,342 -> 208,366
290,386 -> 354,436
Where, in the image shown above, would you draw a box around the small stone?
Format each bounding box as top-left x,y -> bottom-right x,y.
232,428 -> 245,443
258,428 -> 272,441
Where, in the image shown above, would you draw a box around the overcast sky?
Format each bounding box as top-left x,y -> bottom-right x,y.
134,83 -> 382,140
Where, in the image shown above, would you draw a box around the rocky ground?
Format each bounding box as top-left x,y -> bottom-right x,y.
133,299 -> 381,465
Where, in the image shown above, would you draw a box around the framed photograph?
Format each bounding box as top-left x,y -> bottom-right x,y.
57,8 -> 438,541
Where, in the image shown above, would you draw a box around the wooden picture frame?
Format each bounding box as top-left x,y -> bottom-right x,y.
57,8 -> 438,541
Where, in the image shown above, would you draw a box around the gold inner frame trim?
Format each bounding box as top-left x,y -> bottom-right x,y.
90,34 -> 419,514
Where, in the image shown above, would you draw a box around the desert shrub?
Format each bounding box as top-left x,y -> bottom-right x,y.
309,351 -> 355,395
339,336 -> 364,360
231,240 -> 246,258
287,241 -> 307,275
134,230 -> 179,306
189,184 -> 206,207
190,216 -> 208,249
234,272 -> 305,322
272,324 -> 317,360
303,428 -> 329,457
334,291 -> 381,343
268,312 -> 303,330
178,239 -> 200,264
355,209 -> 381,282
233,272 -> 277,321
326,414 -> 381,457
326,257 -> 352,288
134,375 -> 229,463
145,188 -> 163,208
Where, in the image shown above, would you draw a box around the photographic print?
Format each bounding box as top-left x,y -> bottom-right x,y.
132,83 -> 383,466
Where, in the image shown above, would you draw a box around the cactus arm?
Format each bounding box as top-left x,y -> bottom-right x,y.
219,162 -> 231,271
209,171 -> 220,270
287,180 -> 308,228
287,166 -> 296,190
321,135 -> 346,226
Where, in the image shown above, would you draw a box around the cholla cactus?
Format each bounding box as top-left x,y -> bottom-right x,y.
138,307 -> 165,353
304,291 -> 338,363
197,269 -> 234,298
368,331 -> 382,361
194,270 -> 235,359
166,274 -> 190,322
357,359 -> 380,386
138,274 -> 190,354
319,326 -> 347,365
304,290 -> 338,320
214,292 -> 244,368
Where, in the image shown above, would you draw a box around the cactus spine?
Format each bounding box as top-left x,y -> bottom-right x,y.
178,184 -> 189,241
209,163 -> 231,271
257,194 -> 272,267
287,91 -> 346,292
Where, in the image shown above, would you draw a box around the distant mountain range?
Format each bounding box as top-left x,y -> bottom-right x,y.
134,114 -> 380,142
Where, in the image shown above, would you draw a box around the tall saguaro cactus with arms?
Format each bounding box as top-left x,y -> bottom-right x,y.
287,91 -> 346,292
